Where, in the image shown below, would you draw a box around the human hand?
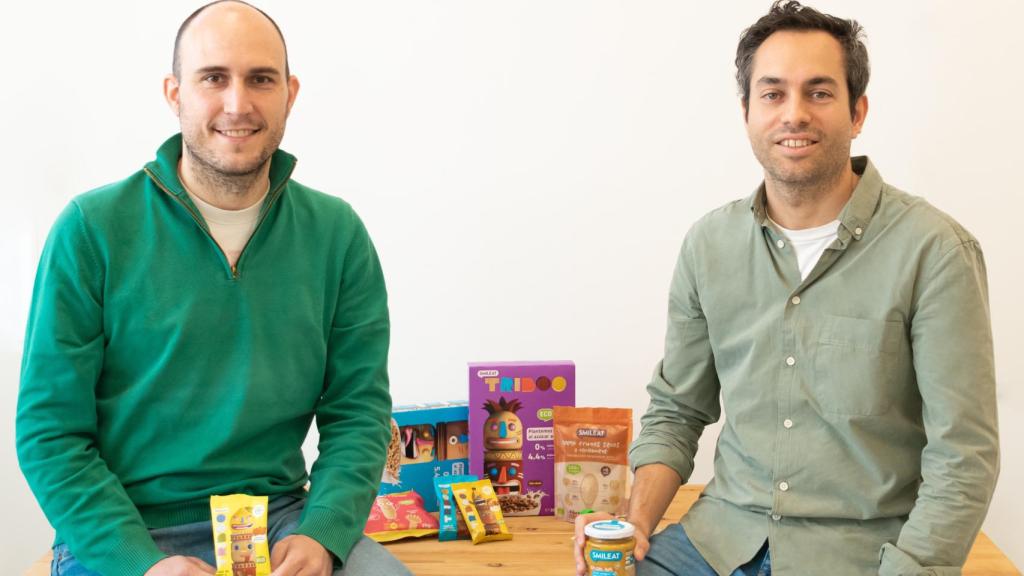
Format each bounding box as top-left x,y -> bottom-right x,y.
270,534 -> 333,576
143,556 -> 216,576
573,512 -> 651,576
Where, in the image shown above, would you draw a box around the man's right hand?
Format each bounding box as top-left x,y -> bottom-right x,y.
144,556 -> 216,575
572,512 -> 652,576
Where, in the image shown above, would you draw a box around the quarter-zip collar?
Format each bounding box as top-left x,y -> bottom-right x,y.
144,133 -> 297,213
143,133 -> 298,279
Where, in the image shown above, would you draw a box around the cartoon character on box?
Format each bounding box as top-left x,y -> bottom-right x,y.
229,508 -> 257,576
439,420 -> 469,460
400,424 -> 435,465
482,397 -> 523,495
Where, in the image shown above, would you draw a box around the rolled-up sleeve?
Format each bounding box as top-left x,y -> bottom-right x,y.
630,230 -> 721,483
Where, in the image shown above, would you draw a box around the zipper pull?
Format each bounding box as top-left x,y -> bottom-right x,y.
231,265 -> 239,279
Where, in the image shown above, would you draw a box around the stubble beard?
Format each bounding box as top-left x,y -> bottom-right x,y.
179,105 -> 285,197
753,131 -> 852,207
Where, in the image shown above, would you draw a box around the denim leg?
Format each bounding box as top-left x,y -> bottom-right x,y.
50,543 -> 99,576
638,523 -> 770,576
334,537 -> 413,576
50,495 -> 313,576
638,523 -> 719,576
150,518 -> 219,566
751,542 -> 772,576
268,496 -> 412,576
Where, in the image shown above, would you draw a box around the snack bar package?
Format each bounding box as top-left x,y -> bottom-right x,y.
364,490 -> 440,543
553,406 -> 633,523
433,474 -> 477,541
449,479 -> 513,544
378,402 -> 469,513
210,494 -> 271,576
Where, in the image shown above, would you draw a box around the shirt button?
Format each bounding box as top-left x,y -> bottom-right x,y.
771,514 -> 782,521
791,296 -> 801,305
854,227 -> 863,236
783,419 -> 793,429
776,239 -> 785,249
779,481 -> 790,492
785,356 -> 796,366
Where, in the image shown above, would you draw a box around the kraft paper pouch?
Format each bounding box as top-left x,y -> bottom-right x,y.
450,479 -> 512,544
210,494 -> 271,576
433,474 -> 477,541
553,406 -> 632,523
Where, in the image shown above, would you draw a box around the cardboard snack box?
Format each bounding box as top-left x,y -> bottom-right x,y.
468,361 -> 575,516
378,401 -> 469,513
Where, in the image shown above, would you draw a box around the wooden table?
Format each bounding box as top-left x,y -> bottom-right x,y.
23,485 -> 1020,575
386,485 -> 1020,576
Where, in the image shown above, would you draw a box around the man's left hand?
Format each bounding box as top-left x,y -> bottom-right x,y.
270,534 -> 333,576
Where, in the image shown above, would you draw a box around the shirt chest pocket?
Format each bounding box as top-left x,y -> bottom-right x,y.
812,315 -> 908,417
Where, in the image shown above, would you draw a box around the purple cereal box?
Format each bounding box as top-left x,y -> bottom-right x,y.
469,361 -> 575,516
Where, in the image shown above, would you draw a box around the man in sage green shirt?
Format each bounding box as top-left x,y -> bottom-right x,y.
574,2 -> 998,575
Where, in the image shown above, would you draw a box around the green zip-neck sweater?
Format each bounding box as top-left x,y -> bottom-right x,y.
16,134 -> 392,576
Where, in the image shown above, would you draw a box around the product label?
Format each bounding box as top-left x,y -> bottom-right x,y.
590,550 -> 623,562
553,406 -> 632,523
469,361 -> 576,517
527,426 -> 553,441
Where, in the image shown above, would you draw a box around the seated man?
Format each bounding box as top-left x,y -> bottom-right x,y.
575,2 -> 999,575
16,2 -> 411,575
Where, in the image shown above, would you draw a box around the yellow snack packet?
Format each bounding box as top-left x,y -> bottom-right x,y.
450,479 -> 512,544
210,494 -> 271,576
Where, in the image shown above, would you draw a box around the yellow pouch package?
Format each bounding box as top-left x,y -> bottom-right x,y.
210,494 -> 271,576
450,479 -> 512,544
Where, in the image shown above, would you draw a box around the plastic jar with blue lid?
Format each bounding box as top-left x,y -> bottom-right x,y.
583,519 -> 636,576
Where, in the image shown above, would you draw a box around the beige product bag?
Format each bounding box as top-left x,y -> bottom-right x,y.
553,406 -> 632,523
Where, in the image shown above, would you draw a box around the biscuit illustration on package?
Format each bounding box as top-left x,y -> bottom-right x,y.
210,495 -> 270,576
364,490 -> 440,542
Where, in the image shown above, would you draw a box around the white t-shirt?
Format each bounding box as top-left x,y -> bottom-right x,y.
185,188 -> 268,267
771,217 -> 841,281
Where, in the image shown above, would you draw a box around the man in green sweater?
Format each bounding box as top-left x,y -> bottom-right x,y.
16,2 -> 409,575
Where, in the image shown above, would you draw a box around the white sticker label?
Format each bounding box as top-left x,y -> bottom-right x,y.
527,426 -> 553,441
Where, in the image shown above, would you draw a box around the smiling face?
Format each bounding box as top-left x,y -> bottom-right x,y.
231,536 -> 254,563
484,410 -> 523,450
164,2 -> 299,180
484,458 -> 523,494
744,30 -> 866,193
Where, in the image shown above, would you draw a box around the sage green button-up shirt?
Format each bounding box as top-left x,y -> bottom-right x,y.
630,157 -> 999,575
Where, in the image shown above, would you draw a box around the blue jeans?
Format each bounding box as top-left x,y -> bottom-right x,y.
51,495 -> 411,576
639,523 -> 771,576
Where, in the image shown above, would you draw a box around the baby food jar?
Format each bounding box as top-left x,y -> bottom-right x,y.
583,519 -> 636,576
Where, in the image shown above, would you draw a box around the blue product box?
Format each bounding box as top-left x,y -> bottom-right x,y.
378,401 -> 469,512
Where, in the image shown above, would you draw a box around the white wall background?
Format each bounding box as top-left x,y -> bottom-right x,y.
2,0 -> 1021,571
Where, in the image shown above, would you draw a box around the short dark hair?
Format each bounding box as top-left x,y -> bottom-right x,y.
736,0 -> 869,118
172,0 -> 290,80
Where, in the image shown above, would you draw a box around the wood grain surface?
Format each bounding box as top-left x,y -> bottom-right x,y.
24,485 -> 1020,575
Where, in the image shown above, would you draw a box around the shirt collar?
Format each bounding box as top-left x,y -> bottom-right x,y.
749,156 -> 881,247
